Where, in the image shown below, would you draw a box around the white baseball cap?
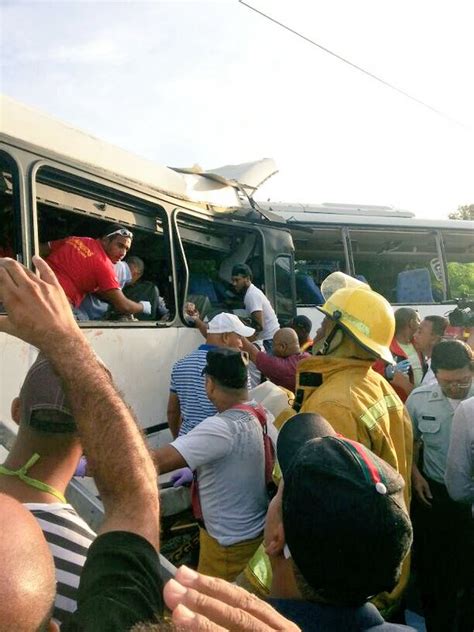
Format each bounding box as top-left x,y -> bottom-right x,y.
208,312 -> 255,337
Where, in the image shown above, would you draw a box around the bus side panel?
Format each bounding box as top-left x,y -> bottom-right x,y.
0,327 -> 202,434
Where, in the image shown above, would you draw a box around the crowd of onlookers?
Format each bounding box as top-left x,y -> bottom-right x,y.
0,226 -> 473,632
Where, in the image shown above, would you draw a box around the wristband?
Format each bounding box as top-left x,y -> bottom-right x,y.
140,300 -> 152,315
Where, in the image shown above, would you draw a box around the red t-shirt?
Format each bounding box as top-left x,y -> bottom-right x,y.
255,351 -> 310,393
46,237 -> 120,307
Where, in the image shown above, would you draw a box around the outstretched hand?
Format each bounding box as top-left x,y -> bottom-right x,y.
0,256 -> 79,348
164,566 -> 300,631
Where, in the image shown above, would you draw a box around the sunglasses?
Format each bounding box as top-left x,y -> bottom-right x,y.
104,228 -> 133,239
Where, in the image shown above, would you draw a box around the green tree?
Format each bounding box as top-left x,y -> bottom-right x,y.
447,262 -> 474,298
449,204 -> 474,220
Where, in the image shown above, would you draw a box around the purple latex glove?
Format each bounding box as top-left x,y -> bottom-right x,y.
74,455 -> 88,478
170,467 -> 194,488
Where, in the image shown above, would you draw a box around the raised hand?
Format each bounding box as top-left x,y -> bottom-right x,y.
0,256 -> 78,348
164,566 -> 300,631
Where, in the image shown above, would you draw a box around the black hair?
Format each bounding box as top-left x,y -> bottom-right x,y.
127,255 -> 145,275
424,315 -> 449,337
431,339 -> 473,374
204,348 -> 249,390
231,263 -> 253,280
101,223 -> 131,238
394,307 -> 419,334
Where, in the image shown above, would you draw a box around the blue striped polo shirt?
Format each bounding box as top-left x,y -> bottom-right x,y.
170,344 -> 218,435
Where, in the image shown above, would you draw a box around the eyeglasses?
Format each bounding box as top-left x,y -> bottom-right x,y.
104,228 -> 133,239
437,377 -> 472,389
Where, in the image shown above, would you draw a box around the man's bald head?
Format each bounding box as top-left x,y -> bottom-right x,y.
273,328 -> 301,358
0,494 -> 56,631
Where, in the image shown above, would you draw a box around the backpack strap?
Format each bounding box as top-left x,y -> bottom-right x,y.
231,403 -> 268,431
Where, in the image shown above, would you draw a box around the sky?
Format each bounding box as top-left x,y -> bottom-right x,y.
1,0 -> 473,219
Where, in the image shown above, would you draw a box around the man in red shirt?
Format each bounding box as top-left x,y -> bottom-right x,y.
373,307 -> 425,402
242,328 -> 310,393
41,224 -> 151,319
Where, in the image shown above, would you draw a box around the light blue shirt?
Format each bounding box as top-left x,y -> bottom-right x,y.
79,261 -> 131,320
445,397 -> 474,504
406,382 -> 474,484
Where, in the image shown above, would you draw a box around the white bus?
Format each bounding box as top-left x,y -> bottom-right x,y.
262,202 -> 474,335
0,95 -> 296,437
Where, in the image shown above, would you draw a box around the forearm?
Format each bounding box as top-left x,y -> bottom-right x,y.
168,412 -> 181,439
46,335 -> 158,523
193,317 -> 208,339
250,311 -> 263,333
240,336 -> 258,363
412,441 -> 423,478
112,295 -> 144,315
152,445 -> 187,475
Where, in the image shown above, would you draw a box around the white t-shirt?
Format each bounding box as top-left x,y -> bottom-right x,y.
171,403 -> 271,545
421,358 -> 436,386
447,397 -> 463,411
244,283 -> 280,342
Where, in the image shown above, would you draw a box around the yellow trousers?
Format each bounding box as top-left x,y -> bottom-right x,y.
198,528 -> 263,582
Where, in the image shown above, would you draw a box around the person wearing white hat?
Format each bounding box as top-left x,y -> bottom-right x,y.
167,312 -> 254,438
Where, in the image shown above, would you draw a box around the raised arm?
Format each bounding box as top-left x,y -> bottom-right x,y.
240,335 -> 259,363
0,257 -> 159,549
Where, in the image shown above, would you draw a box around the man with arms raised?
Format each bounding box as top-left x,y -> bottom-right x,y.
241,327 -> 310,393
0,256 -> 162,630
41,223 -> 152,319
168,312 -> 254,438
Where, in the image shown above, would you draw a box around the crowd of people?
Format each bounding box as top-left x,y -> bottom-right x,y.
0,225 -> 473,632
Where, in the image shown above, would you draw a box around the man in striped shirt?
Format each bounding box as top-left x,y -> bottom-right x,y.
0,354 -> 95,624
168,312 -> 255,437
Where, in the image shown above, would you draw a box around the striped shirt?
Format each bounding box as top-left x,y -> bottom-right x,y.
25,502 -> 96,624
170,344 -> 218,436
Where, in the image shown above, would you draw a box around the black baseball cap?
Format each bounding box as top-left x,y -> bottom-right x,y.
277,414 -> 412,605
203,348 -> 249,389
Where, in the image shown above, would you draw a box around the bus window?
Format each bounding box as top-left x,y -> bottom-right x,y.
175,213 -> 264,322
442,230 -> 474,298
34,165 -> 175,322
274,255 -> 294,322
0,152 -> 21,260
294,227 -> 347,304
349,228 -> 441,303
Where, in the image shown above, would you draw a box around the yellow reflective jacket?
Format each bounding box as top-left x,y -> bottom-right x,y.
244,355 -> 413,618
291,355 -> 413,505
